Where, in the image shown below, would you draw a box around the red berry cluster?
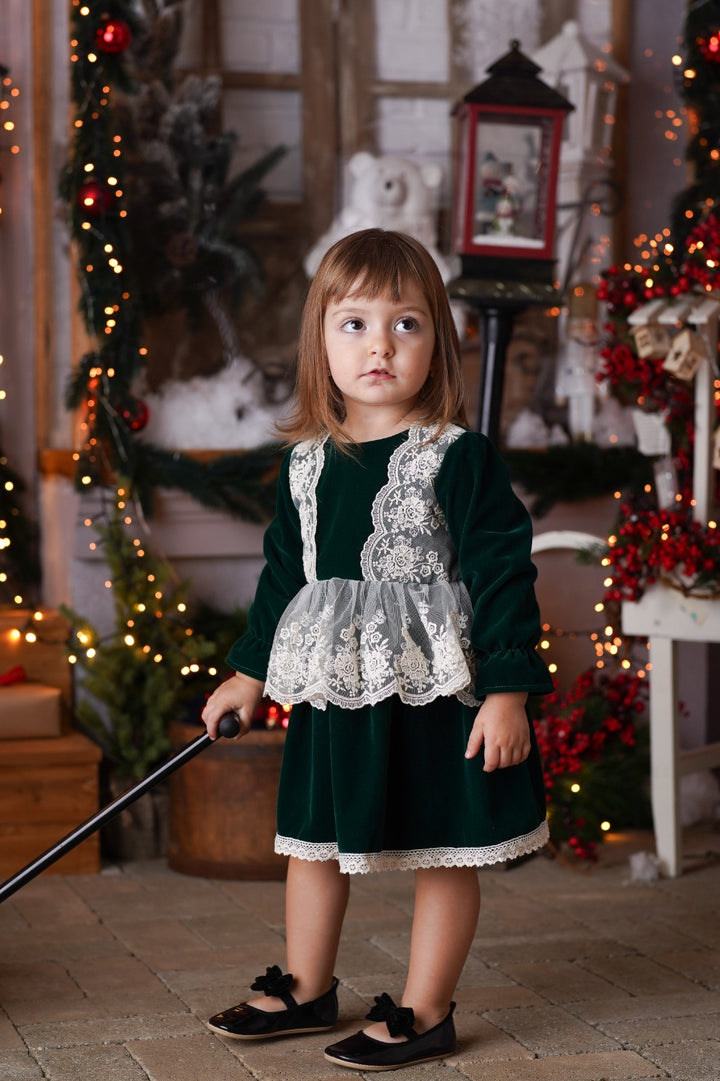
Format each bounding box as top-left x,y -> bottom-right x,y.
532,668 -> 647,861
679,212 -> 720,293
602,496 -> 720,602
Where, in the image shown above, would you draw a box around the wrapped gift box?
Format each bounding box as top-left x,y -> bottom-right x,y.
0,682 -> 63,740
0,731 -> 102,878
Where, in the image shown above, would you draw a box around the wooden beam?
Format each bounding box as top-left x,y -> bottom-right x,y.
299,0 -> 339,236
337,0 -> 376,158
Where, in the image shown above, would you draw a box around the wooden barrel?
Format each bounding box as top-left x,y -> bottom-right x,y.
168,721 -> 288,880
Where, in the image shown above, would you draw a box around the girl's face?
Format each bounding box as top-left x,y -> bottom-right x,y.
323,279 -> 435,427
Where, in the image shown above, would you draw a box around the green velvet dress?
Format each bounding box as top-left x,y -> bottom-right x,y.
226,423 -> 553,874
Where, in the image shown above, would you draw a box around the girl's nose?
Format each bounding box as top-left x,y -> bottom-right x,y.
369,328 -> 393,357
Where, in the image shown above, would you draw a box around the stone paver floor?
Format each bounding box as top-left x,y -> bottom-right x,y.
1,827 -> 719,1081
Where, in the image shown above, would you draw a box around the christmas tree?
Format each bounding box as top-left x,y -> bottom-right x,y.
62,0 -> 283,519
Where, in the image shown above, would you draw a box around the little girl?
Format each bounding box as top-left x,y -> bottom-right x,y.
202,227 -> 552,1071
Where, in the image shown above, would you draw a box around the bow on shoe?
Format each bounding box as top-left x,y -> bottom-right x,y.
366,992 -> 416,1039
251,965 -> 295,1000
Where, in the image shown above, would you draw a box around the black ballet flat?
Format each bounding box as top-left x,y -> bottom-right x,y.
207,965 -> 339,1040
324,992 -> 456,1071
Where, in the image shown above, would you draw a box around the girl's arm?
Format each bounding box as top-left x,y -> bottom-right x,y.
435,430 -> 554,702
464,691 -> 529,769
203,449 -> 306,738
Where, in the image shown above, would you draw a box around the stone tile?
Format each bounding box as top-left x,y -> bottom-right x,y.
215,880 -> 287,925
655,947 -> 720,989
67,954 -> 177,1006
0,1010 -> 26,1051
0,923 -> 127,965
21,1012 -> 204,1049
580,955 -> 702,997
484,1004 -> 621,1056
0,961 -> 100,1026
572,989 -> 720,1024
8,880 -> 100,927
645,1040 -> 720,1081
601,1011 -> 720,1048
103,917 -> 222,968
454,1049 -> 663,1080
182,913 -> 285,951
35,1043 -> 151,1081
452,1015 -> 534,1060
129,1033 -> 255,1081
471,933 -> 631,966
496,960 -> 631,1004
0,1051 -> 44,1079
455,985 -> 545,1011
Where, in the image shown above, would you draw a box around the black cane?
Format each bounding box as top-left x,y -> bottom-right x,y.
0,712 -> 241,904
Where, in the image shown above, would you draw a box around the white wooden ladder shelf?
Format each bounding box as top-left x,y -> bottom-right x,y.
622,294 -> 720,875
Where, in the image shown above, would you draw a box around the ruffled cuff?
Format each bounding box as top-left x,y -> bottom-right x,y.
473,647 -> 553,698
225,633 -> 274,683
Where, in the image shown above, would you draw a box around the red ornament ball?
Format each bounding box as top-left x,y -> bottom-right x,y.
77,179 -> 113,217
119,399 -> 150,432
698,33 -> 720,63
94,17 -> 133,55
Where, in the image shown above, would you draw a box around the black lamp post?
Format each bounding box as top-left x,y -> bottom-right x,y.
449,40 -> 574,444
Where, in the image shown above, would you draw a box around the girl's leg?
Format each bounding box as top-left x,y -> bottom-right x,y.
251,855 -> 350,1010
365,866 -> 481,1039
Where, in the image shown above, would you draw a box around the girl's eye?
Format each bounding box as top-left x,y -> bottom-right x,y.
341,318 -> 365,332
396,317 -> 418,332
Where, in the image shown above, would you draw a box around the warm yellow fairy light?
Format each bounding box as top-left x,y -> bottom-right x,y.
594,602 -> 605,612
86,648 -> 96,659
154,654 -> 162,663
570,783 -> 581,793
124,634 -> 135,646
24,631 -> 37,643
600,820 -> 611,832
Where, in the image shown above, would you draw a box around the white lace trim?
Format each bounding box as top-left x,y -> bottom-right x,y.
264,577 -> 482,710
360,424 -> 464,583
274,821 -> 549,874
289,435 -> 327,582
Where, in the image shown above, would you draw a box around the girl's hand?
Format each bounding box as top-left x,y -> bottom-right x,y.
465,691 -> 530,771
201,672 -> 265,740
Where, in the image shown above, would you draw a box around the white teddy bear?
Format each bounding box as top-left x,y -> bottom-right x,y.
304,151 -> 456,283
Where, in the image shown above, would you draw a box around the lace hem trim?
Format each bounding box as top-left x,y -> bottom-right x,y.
274,821 -> 549,874
265,670 -> 478,710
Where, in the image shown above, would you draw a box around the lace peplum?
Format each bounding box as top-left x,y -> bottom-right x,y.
264,576 -> 482,709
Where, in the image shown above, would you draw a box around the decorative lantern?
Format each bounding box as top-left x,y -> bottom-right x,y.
451,40 -> 574,284
663,327 -> 706,381
631,322 -> 671,359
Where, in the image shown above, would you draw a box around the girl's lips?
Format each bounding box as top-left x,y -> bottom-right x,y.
364,369 -> 394,378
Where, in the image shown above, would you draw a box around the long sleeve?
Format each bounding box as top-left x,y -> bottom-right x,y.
226,449 -> 307,680
435,431 -> 553,697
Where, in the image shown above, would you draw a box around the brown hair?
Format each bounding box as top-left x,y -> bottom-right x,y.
276,228 -> 468,446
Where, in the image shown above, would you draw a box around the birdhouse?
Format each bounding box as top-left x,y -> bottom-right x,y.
451,40 -> 574,283
532,20 -> 629,163
631,322 -> 671,359
663,328 -> 706,381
